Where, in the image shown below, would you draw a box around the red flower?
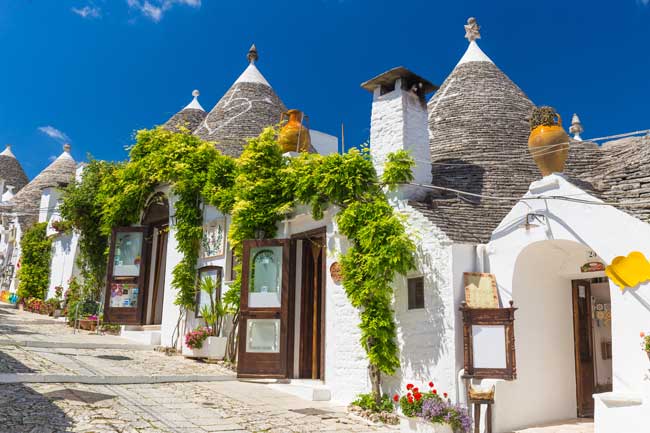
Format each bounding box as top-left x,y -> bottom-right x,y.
393,394 -> 399,402
433,389 -> 437,394
406,383 -> 414,390
428,381 -> 434,388
443,392 -> 448,398
412,387 -> 419,394
414,392 -> 422,401
407,396 -> 414,404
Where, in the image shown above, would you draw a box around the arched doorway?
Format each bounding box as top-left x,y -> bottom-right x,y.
141,193 -> 169,326
497,239 -> 611,427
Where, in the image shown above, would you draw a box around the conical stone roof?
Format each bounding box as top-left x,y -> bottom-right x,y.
0,145 -> 29,195
193,45 -> 287,157
423,35 -> 537,242
418,18 -> 603,243
9,144 -> 77,229
163,90 -> 207,133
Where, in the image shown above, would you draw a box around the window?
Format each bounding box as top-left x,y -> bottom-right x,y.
408,277 -> 425,310
195,266 -> 223,318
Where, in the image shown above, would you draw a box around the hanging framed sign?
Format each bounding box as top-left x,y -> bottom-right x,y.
201,218 -> 226,259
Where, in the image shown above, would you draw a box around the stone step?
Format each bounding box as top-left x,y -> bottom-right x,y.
268,380 -> 332,401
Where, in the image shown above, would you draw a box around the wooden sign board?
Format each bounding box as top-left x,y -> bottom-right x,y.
464,272 -> 499,309
461,303 -> 517,380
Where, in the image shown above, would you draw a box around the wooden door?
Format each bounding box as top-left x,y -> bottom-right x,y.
299,238 -> 324,379
104,227 -> 148,325
149,226 -> 168,325
237,239 -> 291,378
572,280 -> 595,417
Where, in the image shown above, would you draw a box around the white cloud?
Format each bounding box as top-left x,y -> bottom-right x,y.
38,126 -> 70,143
127,0 -> 201,23
72,5 -> 102,19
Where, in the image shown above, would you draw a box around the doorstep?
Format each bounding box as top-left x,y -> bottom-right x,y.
120,325 -> 161,346
268,379 -> 332,401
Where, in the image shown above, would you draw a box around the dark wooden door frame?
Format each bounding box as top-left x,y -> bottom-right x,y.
148,225 -> 168,325
237,239 -> 292,379
572,279 -> 595,418
291,227 -> 326,381
104,226 -> 148,325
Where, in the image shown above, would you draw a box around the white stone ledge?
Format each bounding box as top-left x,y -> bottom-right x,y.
594,392 -> 644,407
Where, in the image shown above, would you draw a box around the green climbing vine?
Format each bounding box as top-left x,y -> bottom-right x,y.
60,159 -> 120,299
62,125 -> 415,402
17,222 -> 53,300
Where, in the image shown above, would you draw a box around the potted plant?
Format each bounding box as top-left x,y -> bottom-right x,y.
78,314 -> 98,331
182,276 -> 228,360
394,382 -> 471,433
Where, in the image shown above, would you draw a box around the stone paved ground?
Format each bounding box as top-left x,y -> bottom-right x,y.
0,303 -> 395,433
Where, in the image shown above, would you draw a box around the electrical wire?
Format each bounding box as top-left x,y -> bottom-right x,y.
411,129 -> 650,167
408,182 -> 650,208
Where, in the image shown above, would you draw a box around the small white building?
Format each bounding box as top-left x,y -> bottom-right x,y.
0,144 -> 78,296
98,22 -> 649,433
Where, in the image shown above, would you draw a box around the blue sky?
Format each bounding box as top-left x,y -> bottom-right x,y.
1,0 -> 648,178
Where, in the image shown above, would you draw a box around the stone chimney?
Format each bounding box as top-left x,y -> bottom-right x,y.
361,67 -> 437,200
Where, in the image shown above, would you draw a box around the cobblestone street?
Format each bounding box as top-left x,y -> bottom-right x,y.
0,303 -> 395,433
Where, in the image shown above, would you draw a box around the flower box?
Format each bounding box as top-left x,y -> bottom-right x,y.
78,319 -> 97,332
400,417 -> 453,433
182,336 -> 227,360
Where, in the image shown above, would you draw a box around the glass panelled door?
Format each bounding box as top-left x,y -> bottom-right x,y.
104,227 -> 148,324
237,239 -> 291,378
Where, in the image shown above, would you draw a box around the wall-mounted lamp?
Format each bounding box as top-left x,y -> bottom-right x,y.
523,213 -> 546,230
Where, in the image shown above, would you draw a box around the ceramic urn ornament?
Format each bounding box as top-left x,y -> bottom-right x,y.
278,109 -> 311,153
528,106 -> 569,176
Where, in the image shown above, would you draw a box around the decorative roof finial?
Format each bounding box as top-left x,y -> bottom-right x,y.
247,44 -> 258,64
63,143 -> 71,153
569,113 -> 584,141
184,89 -> 204,111
464,17 -> 481,43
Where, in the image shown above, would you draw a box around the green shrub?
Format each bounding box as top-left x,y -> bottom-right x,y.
17,223 -> 52,300
352,393 -> 394,413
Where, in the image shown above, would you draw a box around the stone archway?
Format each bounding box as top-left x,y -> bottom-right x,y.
493,239 -> 609,431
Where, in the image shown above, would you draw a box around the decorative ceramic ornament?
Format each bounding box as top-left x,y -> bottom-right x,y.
606,251 -> 650,290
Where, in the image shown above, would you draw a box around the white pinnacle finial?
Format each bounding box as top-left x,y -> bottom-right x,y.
464,17 -> 481,42
0,144 -> 15,158
247,44 -> 258,64
184,89 -> 205,111
569,113 -> 584,141
63,143 -> 71,153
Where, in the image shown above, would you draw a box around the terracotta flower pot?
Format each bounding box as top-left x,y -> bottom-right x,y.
528,112 -> 569,176
278,109 -> 311,153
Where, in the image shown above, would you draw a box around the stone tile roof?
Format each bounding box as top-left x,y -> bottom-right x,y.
9,147 -> 76,229
163,108 -> 207,134
193,62 -> 286,158
163,91 -> 207,133
418,40 -> 625,244
0,146 -> 28,194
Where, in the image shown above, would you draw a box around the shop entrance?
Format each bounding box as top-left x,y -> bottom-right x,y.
104,194 -> 169,325
292,228 -> 325,380
141,195 -> 169,325
237,228 -> 326,380
572,277 -> 612,418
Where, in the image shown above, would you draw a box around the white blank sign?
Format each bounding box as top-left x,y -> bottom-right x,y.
472,325 -> 507,369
